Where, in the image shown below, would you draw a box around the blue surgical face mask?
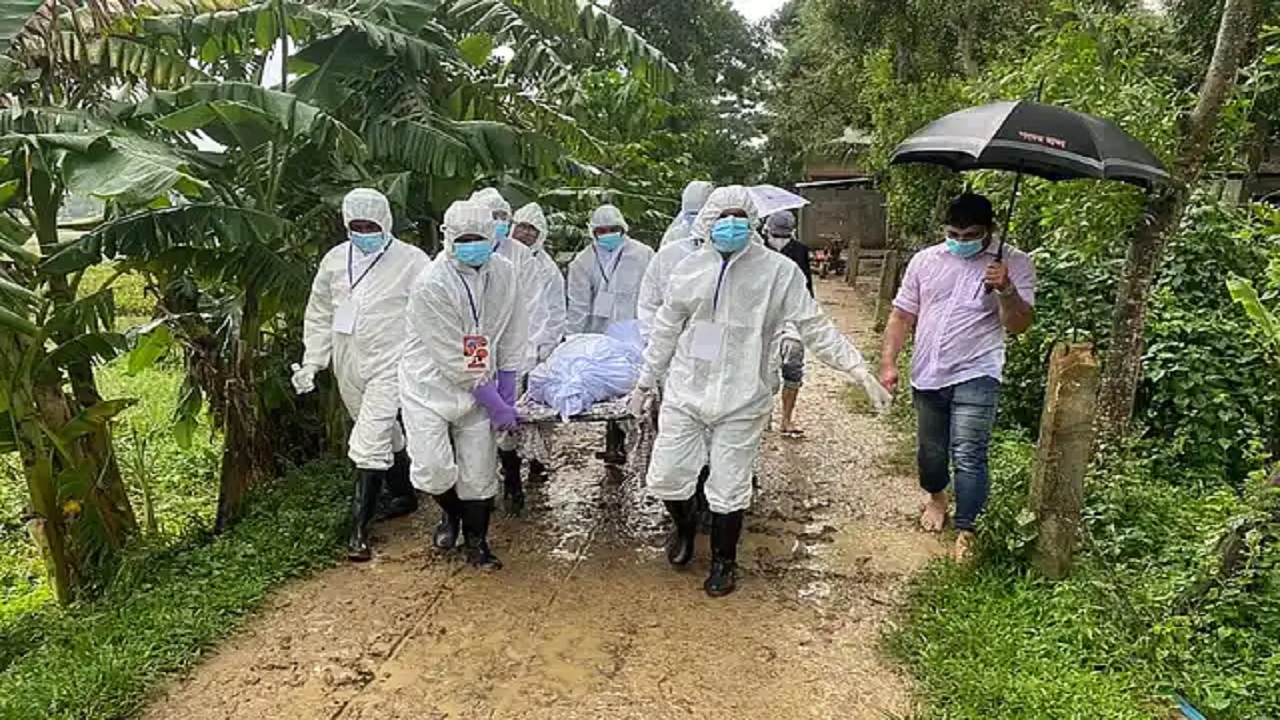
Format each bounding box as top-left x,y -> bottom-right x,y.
349,230 -> 389,254
944,235 -> 986,259
595,232 -> 625,252
453,240 -> 493,268
682,210 -> 699,225
711,216 -> 752,253
494,221 -> 510,245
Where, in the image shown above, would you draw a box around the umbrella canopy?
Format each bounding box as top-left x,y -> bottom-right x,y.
747,184 -> 810,217
890,101 -> 1168,189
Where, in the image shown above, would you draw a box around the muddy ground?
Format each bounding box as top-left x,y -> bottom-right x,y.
143,280 -> 946,720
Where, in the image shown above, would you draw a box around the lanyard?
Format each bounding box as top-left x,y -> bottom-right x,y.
456,271 -> 486,331
594,246 -> 626,290
347,246 -> 387,291
712,260 -> 729,315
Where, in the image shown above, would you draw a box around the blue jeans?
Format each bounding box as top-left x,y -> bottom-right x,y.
912,377 -> 1000,532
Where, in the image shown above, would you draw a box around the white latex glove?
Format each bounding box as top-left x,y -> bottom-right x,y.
627,386 -> 656,419
291,363 -> 319,395
849,367 -> 892,414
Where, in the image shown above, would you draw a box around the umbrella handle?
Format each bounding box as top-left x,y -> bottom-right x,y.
984,169 -> 1022,294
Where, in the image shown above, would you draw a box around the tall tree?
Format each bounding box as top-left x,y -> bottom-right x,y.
1095,0 -> 1259,441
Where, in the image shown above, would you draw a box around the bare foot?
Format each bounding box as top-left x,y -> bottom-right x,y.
952,531 -> 975,563
919,493 -> 948,533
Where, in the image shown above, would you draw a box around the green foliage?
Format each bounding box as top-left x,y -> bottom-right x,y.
892,436 -> 1280,719
0,460 -> 348,720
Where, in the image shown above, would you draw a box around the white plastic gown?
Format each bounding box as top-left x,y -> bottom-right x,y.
472,188 -> 536,369
638,234 -> 704,342
300,188 -> 429,471
660,180 -> 714,248
399,201 -> 529,500
513,202 -> 566,364
566,204 -> 655,335
639,186 -> 877,514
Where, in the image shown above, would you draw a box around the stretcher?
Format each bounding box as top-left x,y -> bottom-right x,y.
515,397 -> 652,478
515,397 -> 632,425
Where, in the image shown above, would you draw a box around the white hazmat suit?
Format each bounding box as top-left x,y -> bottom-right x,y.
566,204 -> 655,335
639,231 -> 705,342
513,202 -> 566,365
471,188 -> 535,357
297,188 -> 429,471
639,186 -> 888,516
399,202 -> 528,502
660,180 -> 715,248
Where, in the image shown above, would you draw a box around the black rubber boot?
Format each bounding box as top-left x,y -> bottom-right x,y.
379,450 -> 419,520
430,488 -> 462,551
461,499 -> 502,570
704,510 -> 744,597
695,466 -> 712,535
348,469 -> 384,562
596,420 -> 628,466
527,459 -> 549,485
663,499 -> 697,566
499,449 -> 526,517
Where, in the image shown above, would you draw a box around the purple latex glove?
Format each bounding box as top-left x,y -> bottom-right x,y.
472,381 -> 518,430
497,370 -> 518,406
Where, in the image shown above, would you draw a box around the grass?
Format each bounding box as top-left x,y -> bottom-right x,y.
885,434 -> 1280,720
0,460 -> 349,720
887,563 -> 1154,720
97,361 -> 223,536
0,273 -> 350,719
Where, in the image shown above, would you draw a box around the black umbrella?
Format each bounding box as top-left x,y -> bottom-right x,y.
889,100 -> 1167,286
890,100 -> 1168,188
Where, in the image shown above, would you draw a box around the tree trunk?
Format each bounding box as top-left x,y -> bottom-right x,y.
1095,0 -> 1257,444
1095,190 -> 1183,441
64,360 -> 137,549
875,250 -> 904,332
955,12 -> 980,78
46,272 -> 137,549
214,289 -> 274,533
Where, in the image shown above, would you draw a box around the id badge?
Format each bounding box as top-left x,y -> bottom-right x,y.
593,291 -> 616,318
689,321 -> 725,361
333,300 -> 357,335
463,334 -> 491,372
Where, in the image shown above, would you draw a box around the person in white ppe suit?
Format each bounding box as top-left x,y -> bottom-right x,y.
631,186 -> 892,597
660,180 -> 715,248
469,188 -> 538,514
293,188 -> 430,562
510,202 -> 566,486
639,187 -> 718,527
400,200 -> 528,570
566,204 -> 654,336
567,204 -> 654,465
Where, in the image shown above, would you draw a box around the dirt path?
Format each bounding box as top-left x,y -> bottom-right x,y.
143,280 -> 944,720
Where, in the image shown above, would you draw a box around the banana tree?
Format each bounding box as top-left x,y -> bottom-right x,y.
46,80 -> 364,530
0,105 -> 210,602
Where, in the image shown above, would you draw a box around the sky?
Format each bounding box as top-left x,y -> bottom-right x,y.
732,0 -> 788,22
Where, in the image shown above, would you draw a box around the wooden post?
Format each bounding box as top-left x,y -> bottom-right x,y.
845,236 -> 862,286
1029,343 -> 1100,580
873,249 -> 903,332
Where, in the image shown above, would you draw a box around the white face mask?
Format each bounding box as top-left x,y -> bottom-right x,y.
766,234 -> 789,251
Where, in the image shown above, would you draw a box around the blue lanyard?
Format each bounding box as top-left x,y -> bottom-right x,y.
347,245 -> 386,290
456,271 -> 484,331
594,247 -> 626,290
712,260 -> 729,316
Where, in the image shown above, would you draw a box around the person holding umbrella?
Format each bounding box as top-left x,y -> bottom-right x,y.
879,193 -> 1035,562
